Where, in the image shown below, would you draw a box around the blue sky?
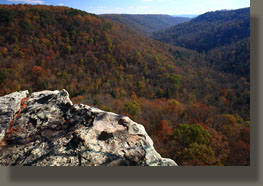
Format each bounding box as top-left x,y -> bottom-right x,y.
0,0 -> 250,15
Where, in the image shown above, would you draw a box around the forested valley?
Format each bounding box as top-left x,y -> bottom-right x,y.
0,5 -> 250,165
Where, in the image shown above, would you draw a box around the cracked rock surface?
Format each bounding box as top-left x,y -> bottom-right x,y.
0,90 -> 177,166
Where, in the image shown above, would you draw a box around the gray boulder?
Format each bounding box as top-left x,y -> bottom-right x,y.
0,89 -> 177,166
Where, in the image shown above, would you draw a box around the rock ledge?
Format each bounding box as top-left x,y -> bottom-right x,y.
0,90 -> 177,166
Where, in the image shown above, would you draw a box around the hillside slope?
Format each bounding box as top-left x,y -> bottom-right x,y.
206,38 -> 250,80
153,8 -> 250,80
0,4 -> 190,98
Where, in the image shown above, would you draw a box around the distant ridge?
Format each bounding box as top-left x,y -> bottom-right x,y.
101,14 -> 190,36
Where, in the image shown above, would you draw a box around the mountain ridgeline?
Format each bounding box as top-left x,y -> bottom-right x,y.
0,5 -> 250,166
101,14 -> 190,36
153,8 -> 250,52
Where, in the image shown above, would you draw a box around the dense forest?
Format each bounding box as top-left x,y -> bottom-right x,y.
101,14 -> 190,36
0,5 -> 250,166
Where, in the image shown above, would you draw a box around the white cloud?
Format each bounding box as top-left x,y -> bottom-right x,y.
7,0 -> 45,4
58,3 -> 64,6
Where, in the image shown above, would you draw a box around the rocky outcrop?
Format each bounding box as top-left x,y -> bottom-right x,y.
0,90 -> 177,166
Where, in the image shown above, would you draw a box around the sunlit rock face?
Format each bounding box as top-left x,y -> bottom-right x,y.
0,90 -> 177,166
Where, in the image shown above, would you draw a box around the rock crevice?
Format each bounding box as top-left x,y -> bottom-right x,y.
0,90 -> 177,166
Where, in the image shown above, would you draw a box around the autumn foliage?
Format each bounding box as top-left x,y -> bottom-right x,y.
0,5 -> 250,165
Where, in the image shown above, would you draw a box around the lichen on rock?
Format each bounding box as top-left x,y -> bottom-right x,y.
0,89 -> 177,166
